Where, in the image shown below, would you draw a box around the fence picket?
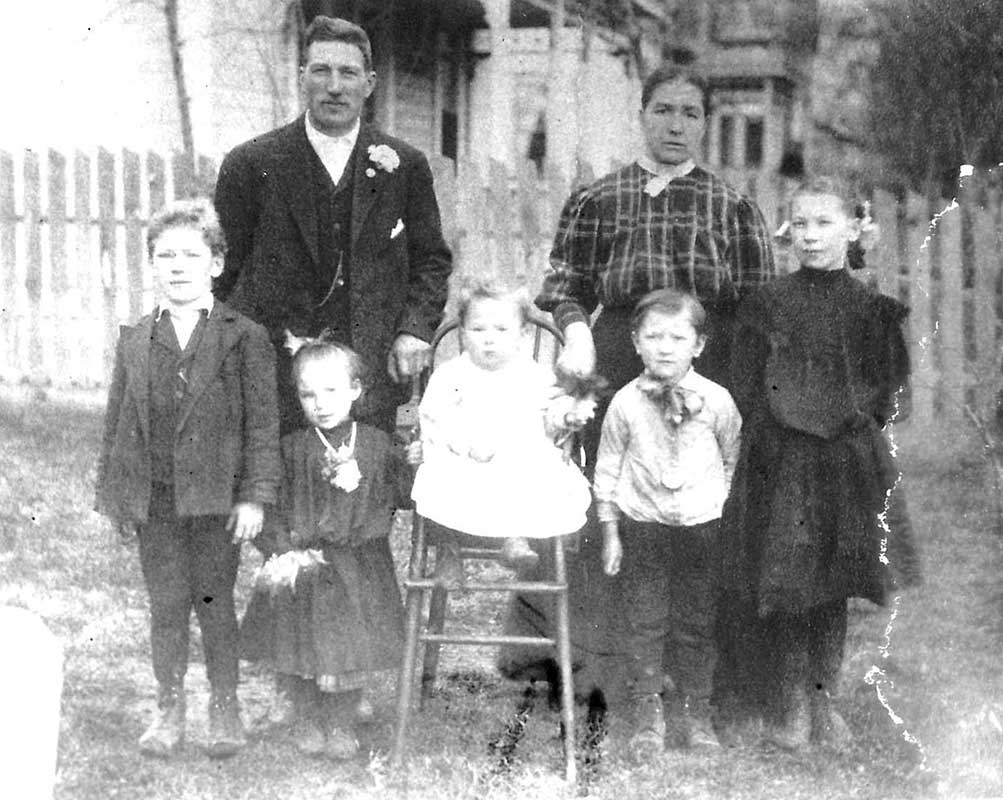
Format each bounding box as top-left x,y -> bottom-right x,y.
906,193 -> 934,426
937,199 -> 965,417
0,151 -> 15,381
48,150 -> 69,382
24,150 -> 43,381
123,149 -> 145,322
97,148 -> 117,380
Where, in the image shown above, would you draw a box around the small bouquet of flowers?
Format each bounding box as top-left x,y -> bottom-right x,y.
255,547 -> 327,595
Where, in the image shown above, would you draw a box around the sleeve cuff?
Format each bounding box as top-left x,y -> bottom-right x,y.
595,500 -> 620,523
552,302 -> 589,331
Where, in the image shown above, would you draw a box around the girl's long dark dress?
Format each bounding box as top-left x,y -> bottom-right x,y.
720,267 -> 919,715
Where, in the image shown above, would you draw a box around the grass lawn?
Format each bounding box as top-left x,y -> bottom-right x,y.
1,386 -> 1001,799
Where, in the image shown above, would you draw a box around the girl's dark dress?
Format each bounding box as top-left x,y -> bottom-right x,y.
724,267 -> 915,618
721,267 -> 921,720
242,422 -> 406,690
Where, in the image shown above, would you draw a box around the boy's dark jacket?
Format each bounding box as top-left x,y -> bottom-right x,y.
95,301 -> 281,523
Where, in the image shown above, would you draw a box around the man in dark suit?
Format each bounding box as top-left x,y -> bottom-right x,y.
214,15 -> 452,434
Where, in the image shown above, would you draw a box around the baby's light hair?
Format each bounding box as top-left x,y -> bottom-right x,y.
630,289 -> 707,337
454,275 -> 535,327
290,332 -> 368,391
147,197 -> 226,259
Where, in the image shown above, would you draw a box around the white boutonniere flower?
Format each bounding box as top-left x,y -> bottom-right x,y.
367,144 -> 400,177
256,548 -> 327,595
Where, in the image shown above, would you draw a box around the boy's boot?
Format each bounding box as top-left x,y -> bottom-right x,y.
809,687 -> 852,750
139,681 -> 186,757
207,692 -> 246,759
682,696 -> 721,750
291,678 -> 326,757
768,681 -> 811,751
628,693 -> 666,762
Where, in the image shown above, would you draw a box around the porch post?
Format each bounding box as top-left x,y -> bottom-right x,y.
476,0 -> 515,170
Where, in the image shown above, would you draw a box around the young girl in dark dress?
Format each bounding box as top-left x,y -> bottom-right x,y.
724,177 -> 914,750
248,334 -> 409,759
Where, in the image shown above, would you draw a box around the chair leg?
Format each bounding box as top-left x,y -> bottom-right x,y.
392,515 -> 430,771
553,536 -> 577,784
420,584 -> 448,707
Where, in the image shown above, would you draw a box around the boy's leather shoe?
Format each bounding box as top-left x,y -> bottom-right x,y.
682,698 -> 721,749
628,693 -> 666,762
207,695 -> 246,759
767,685 -> 811,751
139,687 -> 185,758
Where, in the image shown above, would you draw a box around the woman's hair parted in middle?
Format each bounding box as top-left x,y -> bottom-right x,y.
290,331 -> 368,390
454,275 -> 536,328
630,288 -> 707,336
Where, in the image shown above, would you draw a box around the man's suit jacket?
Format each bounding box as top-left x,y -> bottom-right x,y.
213,116 -> 452,427
95,303 -> 281,524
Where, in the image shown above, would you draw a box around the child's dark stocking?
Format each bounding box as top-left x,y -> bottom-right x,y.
806,600 -> 852,748
289,676 -> 325,757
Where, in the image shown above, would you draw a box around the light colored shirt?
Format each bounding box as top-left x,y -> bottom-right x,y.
157,294 -> 213,350
305,113 -> 360,185
593,368 -> 741,527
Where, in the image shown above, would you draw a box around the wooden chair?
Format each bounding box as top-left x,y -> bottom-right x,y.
390,318 -> 578,783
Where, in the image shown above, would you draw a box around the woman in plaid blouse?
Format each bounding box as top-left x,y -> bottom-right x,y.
500,63 -> 777,712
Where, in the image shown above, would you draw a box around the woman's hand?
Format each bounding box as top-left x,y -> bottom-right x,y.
556,321 -> 597,378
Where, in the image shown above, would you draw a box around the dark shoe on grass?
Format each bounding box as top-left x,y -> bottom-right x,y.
683,699 -> 721,750
768,686 -> 811,751
207,696 -> 246,759
324,726 -> 360,761
628,693 -> 666,762
139,692 -> 185,758
810,691 -> 853,750
501,537 -> 539,570
292,717 -> 326,757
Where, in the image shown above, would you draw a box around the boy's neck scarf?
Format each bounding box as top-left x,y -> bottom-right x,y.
637,373 -> 703,426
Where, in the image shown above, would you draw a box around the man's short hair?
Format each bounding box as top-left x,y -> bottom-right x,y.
303,16 -> 373,72
641,63 -> 710,114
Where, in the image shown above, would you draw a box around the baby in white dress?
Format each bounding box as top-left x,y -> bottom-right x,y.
410,276 -> 597,585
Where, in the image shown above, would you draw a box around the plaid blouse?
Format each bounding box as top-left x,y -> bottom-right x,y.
537,163 -> 776,329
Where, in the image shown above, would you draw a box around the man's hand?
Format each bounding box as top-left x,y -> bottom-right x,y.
405,440 -> 423,466
227,502 -> 264,544
388,334 -> 431,383
601,521 -> 622,576
556,321 -> 596,378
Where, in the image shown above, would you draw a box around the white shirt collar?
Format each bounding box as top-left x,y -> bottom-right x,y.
305,113 -> 360,151
637,157 -> 696,196
157,293 -> 214,321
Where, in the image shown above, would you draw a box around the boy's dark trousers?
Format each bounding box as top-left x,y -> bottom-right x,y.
618,517 -> 719,702
138,483 -> 240,701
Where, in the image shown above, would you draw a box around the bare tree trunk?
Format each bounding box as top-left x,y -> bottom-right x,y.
164,0 -> 197,196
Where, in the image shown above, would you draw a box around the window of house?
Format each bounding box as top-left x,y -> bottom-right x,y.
745,117 -> 764,167
719,115 -> 735,167
441,111 -> 458,161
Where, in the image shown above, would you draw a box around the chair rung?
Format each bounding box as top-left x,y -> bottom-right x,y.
403,578 -> 566,594
458,547 -> 503,559
420,633 -> 556,647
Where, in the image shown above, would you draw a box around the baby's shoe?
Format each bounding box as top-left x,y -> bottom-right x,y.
207,693 -> 246,759
139,683 -> 185,758
501,537 -> 539,570
628,693 -> 666,762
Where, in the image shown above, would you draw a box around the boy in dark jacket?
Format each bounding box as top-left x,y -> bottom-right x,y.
95,199 -> 280,759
